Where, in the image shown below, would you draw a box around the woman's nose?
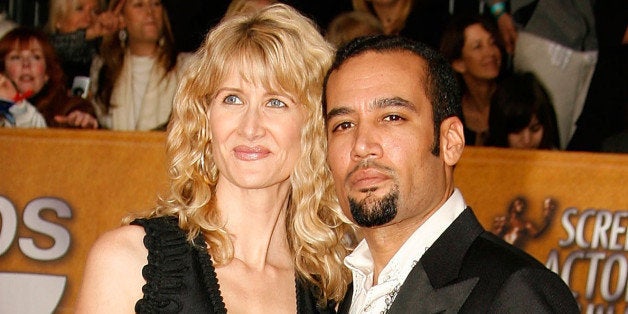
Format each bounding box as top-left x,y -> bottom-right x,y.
238,107 -> 265,140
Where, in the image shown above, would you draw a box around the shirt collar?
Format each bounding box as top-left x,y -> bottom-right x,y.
345,188 -> 467,283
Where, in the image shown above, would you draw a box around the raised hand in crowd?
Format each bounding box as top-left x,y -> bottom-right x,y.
84,2 -> 124,40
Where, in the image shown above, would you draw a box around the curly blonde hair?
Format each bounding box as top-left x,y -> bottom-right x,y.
136,3 -> 353,304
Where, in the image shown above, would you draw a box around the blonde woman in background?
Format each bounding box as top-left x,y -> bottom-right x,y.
76,4 -> 353,313
89,0 -> 191,131
46,0 -> 120,87
325,10 -> 383,48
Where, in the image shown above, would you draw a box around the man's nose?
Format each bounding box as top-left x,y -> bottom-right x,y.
351,123 -> 382,161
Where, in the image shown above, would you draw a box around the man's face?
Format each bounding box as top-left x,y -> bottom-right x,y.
325,51 -> 455,228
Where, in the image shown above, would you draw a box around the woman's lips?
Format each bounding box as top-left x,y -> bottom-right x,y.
233,145 -> 270,161
19,75 -> 34,82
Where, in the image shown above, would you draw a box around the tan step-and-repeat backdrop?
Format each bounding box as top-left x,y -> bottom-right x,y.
0,128 -> 626,313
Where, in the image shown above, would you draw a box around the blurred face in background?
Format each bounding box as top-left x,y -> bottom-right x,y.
3,39 -> 49,94
122,0 -> 164,45
452,23 -> 501,81
56,0 -> 99,33
507,115 -> 544,149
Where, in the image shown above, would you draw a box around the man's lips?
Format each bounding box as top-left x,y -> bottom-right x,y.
233,145 -> 270,161
349,168 -> 390,190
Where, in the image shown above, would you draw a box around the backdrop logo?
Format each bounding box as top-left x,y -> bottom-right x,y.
0,196 -> 72,260
0,196 -> 73,313
491,196 -> 628,312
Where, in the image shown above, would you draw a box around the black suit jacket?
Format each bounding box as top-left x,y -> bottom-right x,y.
339,208 -> 579,313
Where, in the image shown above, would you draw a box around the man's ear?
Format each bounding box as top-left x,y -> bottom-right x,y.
440,116 -> 465,166
451,59 -> 466,74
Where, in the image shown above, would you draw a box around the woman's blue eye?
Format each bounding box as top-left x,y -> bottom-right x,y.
267,99 -> 286,108
224,95 -> 242,104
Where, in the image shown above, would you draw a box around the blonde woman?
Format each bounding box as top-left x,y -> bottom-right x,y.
76,4 -> 353,313
89,0 -> 191,131
222,0 -> 277,20
45,0 -> 120,87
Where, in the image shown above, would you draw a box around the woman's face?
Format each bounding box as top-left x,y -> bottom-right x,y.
209,68 -> 306,191
3,40 -> 49,94
122,0 -> 164,44
453,23 -> 502,80
56,0 -> 99,33
507,115 -> 544,149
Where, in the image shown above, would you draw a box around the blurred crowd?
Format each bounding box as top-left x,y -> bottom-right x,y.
0,0 -> 625,153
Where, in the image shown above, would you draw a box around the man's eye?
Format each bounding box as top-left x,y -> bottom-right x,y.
383,114 -> 403,122
224,95 -> 242,104
267,98 -> 286,108
332,121 -> 353,132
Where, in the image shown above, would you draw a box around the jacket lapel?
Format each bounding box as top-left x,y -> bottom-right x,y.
340,208 -> 486,314
389,208 -> 485,313
387,263 -> 478,314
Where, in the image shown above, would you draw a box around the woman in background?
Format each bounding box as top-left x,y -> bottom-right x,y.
486,72 -> 559,149
440,14 -> 505,145
325,10 -> 383,48
0,27 -> 98,128
76,4 -> 353,312
46,0 -> 120,88
90,0 -> 191,131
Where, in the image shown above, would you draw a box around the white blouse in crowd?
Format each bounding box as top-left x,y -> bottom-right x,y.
130,55 -> 155,127
344,188 -> 466,314
90,52 -> 192,131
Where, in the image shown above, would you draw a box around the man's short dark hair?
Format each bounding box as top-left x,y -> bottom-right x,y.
322,35 -> 462,155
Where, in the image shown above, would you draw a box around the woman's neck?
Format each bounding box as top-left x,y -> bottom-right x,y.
462,76 -> 496,111
371,0 -> 410,34
129,41 -> 158,57
214,178 -> 292,269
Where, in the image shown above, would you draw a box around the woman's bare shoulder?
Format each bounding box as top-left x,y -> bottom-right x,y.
74,225 -> 148,312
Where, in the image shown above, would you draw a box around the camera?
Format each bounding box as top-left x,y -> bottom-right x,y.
71,76 -> 90,99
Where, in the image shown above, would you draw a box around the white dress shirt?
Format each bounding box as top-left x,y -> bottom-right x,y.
344,188 -> 467,314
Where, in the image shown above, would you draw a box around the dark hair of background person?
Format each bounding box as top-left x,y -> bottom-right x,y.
323,35 -> 462,156
486,72 -> 560,149
439,13 -> 509,82
0,27 -> 95,127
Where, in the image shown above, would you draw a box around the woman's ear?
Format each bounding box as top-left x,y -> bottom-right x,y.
451,59 -> 466,74
440,116 -> 465,166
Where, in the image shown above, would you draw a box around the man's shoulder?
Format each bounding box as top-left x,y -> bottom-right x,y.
464,230 -> 547,275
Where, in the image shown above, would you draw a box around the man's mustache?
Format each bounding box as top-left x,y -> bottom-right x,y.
345,158 -> 395,182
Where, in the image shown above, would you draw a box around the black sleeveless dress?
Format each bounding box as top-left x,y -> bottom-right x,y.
131,217 -> 335,313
